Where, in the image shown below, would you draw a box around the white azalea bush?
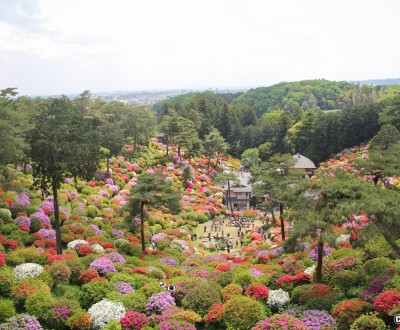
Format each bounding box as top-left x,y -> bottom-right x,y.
335,234 -> 351,245
67,239 -> 89,250
304,265 -> 316,275
88,299 -> 126,328
13,263 -> 44,280
267,288 -> 290,311
91,243 -> 105,254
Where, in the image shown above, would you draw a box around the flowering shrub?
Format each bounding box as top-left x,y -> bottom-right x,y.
79,269 -> 100,284
0,253 -> 5,267
359,276 -> 392,303
158,257 -> 179,268
91,243 -> 105,254
114,281 -> 135,294
245,284 -> 269,301
66,311 -> 92,330
291,284 -> 336,307
0,313 -> 43,330
89,257 -> 117,276
222,283 -> 243,301
204,304 -> 224,325
107,252 -> 126,264
13,263 -> 44,280
252,314 -> 309,330
146,291 -> 176,315
88,299 -> 126,329
267,289 -> 290,311
182,283 -> 222,317
223,295 -> 267,330
67,239 -> 89,250
350,312 -> 388,330
120,311 -> 148,330
373,289 -> 400,316
332,298 -> 372,328
308,245 -> 333,261
289,309 -> 336,330
48,262 -> 71,285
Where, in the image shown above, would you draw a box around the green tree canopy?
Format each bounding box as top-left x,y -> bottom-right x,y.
28,96 -> 102,254
124,171 -> 181,251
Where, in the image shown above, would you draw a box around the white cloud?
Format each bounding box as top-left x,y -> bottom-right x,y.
1,0 -> 400,95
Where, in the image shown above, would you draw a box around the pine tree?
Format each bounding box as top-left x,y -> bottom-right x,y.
124,171 -> 181,251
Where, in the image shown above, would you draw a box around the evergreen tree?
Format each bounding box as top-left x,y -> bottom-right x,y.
28,96 -> 102,254
124,171 -> 181,251
250,154 -> 297,241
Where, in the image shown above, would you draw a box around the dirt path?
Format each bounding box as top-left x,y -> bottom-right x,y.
191,217 -> 265,254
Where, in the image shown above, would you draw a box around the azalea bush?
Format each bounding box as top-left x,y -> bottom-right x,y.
88,299 -> 125,329
267,289 -> 290,312
120,311 -> 148,330
146,291 -> 176,315
13,262 -> 44,280
223,295 -> 267,330
350,312 -> 388,330
252,314 -> 309,330
332,298 -> 372,329
181,282 -> 222,316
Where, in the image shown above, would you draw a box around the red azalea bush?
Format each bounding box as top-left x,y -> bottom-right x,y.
120,311 -> 149,330
0,253 -> 5,267
332,298 -> 372,328
276,275 -> 295,292
204,304 -> 224,325
222,284 -> 243,301
78,269 -> 100,284
373,289 -> 400,316
216,263 -> 231,272
245,284 -> 269,301
294,272 -> 312,285
291,283 -> 339,310
66,311 -> 92,330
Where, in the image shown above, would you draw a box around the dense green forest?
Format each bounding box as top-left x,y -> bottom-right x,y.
154,80 -> 400,163
2,79 -> 400,169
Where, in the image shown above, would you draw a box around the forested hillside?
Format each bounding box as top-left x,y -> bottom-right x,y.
155,80 -> 400,163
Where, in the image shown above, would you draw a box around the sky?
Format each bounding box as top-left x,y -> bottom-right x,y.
1,0 -> 400,96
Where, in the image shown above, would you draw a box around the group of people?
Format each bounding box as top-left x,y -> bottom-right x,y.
226,216 -> 256,229
159,281 -> 175,296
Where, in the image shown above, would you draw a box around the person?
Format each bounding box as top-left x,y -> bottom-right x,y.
221,229 -> 224,237
227,245 -> 230,254
235,240 -> 238,248
208,232 -> 211,239
168,284 -> 175,296
193,233 -> 197,240
159,281 -> 167,290
204,225 -> 207,233
240,239 -> 243,247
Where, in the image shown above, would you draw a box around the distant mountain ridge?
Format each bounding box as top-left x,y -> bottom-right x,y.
352,78 -> 400,86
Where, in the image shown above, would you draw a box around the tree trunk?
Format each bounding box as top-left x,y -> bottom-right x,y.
270,204 -> 277,225
316,241 -> 324,283
227,180 -> 234,213
166,135 -> 169,156
106,157 -> 110,178
140,201 -> 146,252
279,203 -> 285,241
52,180 -> 63,255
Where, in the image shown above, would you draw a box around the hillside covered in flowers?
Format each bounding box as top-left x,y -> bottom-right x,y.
0,138 -> 399,330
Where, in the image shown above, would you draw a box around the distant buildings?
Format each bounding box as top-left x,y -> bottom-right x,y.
223,154 -> 316,211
